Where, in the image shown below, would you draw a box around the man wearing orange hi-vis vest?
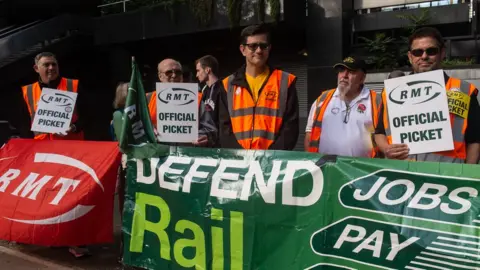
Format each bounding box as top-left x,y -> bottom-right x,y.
22,52 -> 84,141
305,57 -> 381,158
374,27 -> 480,164
146,58 -> 217,146
218,24 -> 299,150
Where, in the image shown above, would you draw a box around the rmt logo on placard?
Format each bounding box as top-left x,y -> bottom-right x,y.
41,93 -> 75,107
388,80 -> 443,105
158,88 -> 196,106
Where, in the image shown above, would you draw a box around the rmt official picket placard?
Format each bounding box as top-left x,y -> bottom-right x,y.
385,70 -> 454,155
31,88 -> 77,134
156,83 -> 198,143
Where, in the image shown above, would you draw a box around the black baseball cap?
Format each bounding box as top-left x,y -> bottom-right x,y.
333,57 -> 367,73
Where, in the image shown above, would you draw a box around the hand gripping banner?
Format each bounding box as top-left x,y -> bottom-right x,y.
0,139 -> 120,246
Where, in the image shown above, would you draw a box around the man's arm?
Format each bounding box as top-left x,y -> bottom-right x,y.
465,91 -> 480,164
218,87 -> 243,149
374,99 -> 409,159
269,78 -> 299,150
304,132 -> 311,151
466,144 -> 480,164
374,106 -> 389,154
303,102 -> 317,151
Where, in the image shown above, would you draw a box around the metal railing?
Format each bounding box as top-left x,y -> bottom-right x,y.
98,0 -> 131,14
356,0 -> 469,13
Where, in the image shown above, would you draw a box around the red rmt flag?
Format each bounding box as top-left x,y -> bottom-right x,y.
0,139 -> 120,246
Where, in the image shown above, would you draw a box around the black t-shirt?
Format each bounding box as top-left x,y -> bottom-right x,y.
375,83 -> 480,144
201,81 -> 221,113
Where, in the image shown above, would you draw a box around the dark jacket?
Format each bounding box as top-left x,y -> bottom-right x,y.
198,96 -> 218,147
217,65 -> 299,150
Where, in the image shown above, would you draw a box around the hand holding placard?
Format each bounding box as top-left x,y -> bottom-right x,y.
384,70 -> 454,155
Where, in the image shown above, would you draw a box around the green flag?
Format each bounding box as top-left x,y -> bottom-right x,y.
118,57 -> 157,150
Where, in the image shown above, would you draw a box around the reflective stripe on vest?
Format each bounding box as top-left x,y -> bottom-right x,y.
308,89 -> 380,157
383,77 -> 477,162
224,70 -> 294,149
308,89 -> 335,152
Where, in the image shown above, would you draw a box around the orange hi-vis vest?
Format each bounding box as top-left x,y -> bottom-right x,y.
308,89 -> 381,157
382,77 -> 478,163
22,77 -> 84,140
146,91 -> 203,126
223,70 -> 296,150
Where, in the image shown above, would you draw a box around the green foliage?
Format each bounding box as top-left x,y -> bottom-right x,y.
267,0 -> 281,21
359,33 -> 398,69
442,58 -> 476,67
189,0 -> 214,26
257,0 -> 281,22
360,8 -> 433,70
396,9 -> 432,66
227,0 -> 243,26
397,8 -> 431,35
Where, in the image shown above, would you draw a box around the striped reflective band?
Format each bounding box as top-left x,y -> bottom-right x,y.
226,75 -> 236,117
309,140 -> 319,147
66,79 -> 74,92
311,91 -> 331,130
26,84 -> 35,118
278,71 -> 289,117
450,80 -> 471,143
234,130 -> 276,141
231,107 -> 279,117
383,92 -> 392,137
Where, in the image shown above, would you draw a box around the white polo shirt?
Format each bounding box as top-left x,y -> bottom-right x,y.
306,87 -> 374,157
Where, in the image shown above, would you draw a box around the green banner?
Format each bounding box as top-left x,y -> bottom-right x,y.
122,145 -> 480,270
119,57 -> 156,150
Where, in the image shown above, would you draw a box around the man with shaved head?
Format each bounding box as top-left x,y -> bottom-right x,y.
146,58 -> 217,146
157,58 -> 183,83
146,58 -> 184,127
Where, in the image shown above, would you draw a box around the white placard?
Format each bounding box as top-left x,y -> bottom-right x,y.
31,88 -> 77,134
384,69 -> 454,155
156,83 -> 198,143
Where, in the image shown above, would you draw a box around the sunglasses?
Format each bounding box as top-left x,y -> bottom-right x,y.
410,47 -> 440,57
162,69 -> 182,77
244,43 -> 270,51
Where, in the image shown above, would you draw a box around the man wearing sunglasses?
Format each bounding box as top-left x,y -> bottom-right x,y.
305,57 -> 381,158
374,27 -> 480,164
146,58 -> 184,126
218,24 -> 299,150
146,58 -> 217,146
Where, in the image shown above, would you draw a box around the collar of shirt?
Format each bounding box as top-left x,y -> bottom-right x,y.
333,86 -> 370,110
38,76 -> 61,89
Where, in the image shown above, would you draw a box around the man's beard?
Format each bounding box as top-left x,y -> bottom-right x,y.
338,84 -> 351,94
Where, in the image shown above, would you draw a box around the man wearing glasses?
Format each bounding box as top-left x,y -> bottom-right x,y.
146,58 -> 217,146
218,24 -> 299,150
304,57 -> 381,158
374,27 -> 480,164
146,58 -> 183,126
